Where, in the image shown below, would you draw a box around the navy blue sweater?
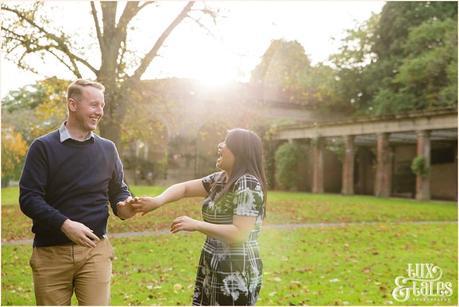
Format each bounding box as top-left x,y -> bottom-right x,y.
19,130 -> 131,247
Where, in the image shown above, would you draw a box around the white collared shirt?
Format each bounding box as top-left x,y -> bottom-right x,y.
58,121 -> 94,143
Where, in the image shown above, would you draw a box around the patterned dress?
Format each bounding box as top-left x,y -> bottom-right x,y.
192,172 -> 264,306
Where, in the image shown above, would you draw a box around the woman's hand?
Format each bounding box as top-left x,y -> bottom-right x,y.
170,216 -> 201,233
126,196 -> 163,216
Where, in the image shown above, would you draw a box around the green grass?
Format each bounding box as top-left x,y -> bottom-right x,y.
1,187 -> 457,241
1,186 -> 457,305
2,224 -> 457,305
1,187 -> 19,206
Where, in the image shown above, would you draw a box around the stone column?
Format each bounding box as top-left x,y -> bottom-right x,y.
375,133 -> 392,197
312,137 -> 324,193
341,135 -> 355,195
415,130 -> 431,200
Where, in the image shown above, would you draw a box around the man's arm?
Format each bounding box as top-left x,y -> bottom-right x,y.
108,144 -> 134,219
19,140 -> 99,247
19,140 -> 68,229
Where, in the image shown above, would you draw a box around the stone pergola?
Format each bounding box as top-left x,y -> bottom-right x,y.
272,108 -> 458,200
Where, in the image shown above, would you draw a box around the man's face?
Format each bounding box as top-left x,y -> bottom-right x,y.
70,86 -> 105,132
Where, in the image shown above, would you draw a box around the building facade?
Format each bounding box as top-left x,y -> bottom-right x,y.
272,108 -> 458,201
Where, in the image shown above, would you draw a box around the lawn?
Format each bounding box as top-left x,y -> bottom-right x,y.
2,224 -> 457,305
2,186 -> 457,241
1,186 -> 458,305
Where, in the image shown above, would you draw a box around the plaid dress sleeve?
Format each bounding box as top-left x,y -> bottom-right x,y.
232,174 -> 264,217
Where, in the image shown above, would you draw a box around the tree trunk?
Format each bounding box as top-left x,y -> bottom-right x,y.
98,79 -> 137,149
98,83 -> 122,146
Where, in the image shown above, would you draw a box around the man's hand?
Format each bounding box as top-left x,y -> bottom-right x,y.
116,196 -> 137,219
60,219 -> 99,248
126,196 -> 163,216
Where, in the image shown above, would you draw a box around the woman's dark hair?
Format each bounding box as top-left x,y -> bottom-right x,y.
217,128 -> 267,216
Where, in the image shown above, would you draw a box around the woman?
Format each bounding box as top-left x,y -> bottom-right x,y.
127,128 -> 266,306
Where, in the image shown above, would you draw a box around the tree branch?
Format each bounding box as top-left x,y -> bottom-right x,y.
117,2 -> 140,32
2,26 -> 82,78
132,1 -> 194,80
138,1 -> 155,11
113,1 -> 155,74
90,1 -> 104,51
187,15 -> 217,39
2,6 -> 98,75
48,49 -> 82,78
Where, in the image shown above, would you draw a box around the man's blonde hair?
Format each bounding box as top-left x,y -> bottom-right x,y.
67,79 -> 105,101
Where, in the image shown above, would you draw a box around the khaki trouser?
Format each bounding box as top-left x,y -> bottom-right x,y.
29,237 -> 114,306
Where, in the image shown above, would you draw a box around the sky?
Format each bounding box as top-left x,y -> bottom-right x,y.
0,1 -> 385,98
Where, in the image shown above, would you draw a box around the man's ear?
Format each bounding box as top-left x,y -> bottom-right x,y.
68,98 -> 78,112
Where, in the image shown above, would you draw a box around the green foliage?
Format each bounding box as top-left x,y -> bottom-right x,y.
1,126 -> 28,185
371,88 -> 417,115
251,39 -> 312,105
251,39 -> 311,89
329,1 -> 458,115
331,13 -> 380,69
394,18 -> 458,108
411,155 -> 430,177
1,77 -> 171,180
120,94 -> 169,182
1,77 -> 68,144
325,138 -> 345,161
251,39 -> 336,108
374,1 -> 457,58
274,142 -> 306,190
248,124 -> 279,189
303,64 -> 346,112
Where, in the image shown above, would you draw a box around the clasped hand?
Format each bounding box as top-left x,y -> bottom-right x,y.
123,196 -> 163,215
122,197 -> 200,234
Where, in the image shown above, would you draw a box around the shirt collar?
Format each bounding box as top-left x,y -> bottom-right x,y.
59,121 -> 94,143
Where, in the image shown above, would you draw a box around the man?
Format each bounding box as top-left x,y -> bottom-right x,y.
19,79 -> 135,305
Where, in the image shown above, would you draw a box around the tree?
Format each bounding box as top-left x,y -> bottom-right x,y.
251,39 -> 311,86
329,1 -> 457,115
2,77 -> 68,143
251,39 -> 312,105
274,142 -> 307,191
250,39 -> 344,111
1,125 -> 28,186
394,18 -> 458,108
369,1 -> 458,114
374,1 -> 457,59
1,1 -> 217,146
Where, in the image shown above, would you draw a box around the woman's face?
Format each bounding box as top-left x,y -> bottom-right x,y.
216,140 -> 235,173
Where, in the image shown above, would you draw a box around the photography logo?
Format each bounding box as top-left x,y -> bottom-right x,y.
392,263 -> 453,303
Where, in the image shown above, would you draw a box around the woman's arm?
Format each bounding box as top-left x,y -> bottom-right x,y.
170,215 -> 257,244
128,179 -> 207,214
